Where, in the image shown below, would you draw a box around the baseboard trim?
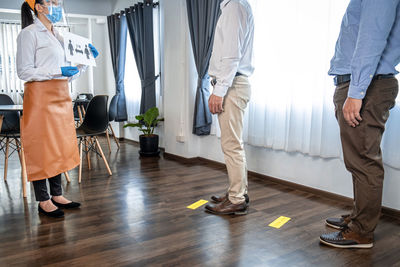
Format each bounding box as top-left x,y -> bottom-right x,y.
163,152 -> 400,220
163,152 -> 197,164
118,138 -> 138,145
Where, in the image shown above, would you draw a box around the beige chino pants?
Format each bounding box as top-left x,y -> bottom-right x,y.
218,75 -> 251,204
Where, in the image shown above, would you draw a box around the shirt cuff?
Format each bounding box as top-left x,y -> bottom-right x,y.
77,64 -> 88,72
348,84 -> 367,100
212,84 -> 229,97
53,68 -> 62,77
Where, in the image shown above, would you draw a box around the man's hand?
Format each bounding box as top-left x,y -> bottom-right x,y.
343,97 -> 363,127
208,94 -> 224,114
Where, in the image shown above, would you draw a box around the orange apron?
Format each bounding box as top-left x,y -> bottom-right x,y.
21,79 -> 80,182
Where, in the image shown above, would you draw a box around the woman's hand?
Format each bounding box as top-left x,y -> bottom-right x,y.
89,44 -> 99,58
61,66 -> 79,77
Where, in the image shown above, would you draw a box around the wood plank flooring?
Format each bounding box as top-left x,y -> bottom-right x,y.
0,138 -> 399,266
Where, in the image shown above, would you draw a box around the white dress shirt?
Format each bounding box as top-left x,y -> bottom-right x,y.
209,0 -> 254,97
17,18 -> 86,82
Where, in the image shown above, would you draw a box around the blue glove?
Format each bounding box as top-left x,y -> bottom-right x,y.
61,66 -> 79,77
89,44 -> 99,58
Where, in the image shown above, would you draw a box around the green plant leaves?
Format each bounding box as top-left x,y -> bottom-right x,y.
123,123 -> 142,128
123,107 -> 164,136
143,107 -> 159,126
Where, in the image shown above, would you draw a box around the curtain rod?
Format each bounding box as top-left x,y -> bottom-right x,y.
113,1 -> 159,17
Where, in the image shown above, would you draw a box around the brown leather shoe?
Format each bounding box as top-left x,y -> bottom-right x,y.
205,199 -> 248,215
325,214 -> 351,230
319,227 -> 373,249
211,193 -> 249,204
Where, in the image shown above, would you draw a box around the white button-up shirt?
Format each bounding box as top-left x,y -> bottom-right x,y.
209,0 -> 254,97
17,18 -> 86,82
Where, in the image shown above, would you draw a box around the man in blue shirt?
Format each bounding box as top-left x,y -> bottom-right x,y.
320,0 -> 400,249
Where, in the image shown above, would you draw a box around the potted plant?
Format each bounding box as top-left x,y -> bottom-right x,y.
124,107 -> 164,156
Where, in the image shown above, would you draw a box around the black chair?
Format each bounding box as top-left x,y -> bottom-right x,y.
0,94 -> 27,195
73,93 -> 94,124
105,95 -> 120,152
76,95 -> 112,183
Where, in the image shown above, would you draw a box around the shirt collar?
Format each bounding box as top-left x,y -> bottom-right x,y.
34,17 -> 57,35
34,17 -> 48,32
220,0 -> 232,10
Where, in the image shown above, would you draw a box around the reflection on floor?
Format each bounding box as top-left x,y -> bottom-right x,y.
0,138 -> 399,266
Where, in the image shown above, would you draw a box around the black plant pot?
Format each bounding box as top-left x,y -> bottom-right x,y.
139,134 -> 160,157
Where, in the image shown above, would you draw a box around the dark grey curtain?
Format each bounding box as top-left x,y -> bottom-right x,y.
186,0 -> 221,135
107,14 -> 128,122
125,2 -> 158,114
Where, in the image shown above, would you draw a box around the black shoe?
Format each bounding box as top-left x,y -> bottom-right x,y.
38,205 -> 64,218
211,193 -> 249,204
325,214 -> 351,230
319,227 -> 373,249
51,198 -> 81,209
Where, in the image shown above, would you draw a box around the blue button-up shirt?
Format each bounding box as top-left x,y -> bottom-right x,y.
329,0 -> 400,99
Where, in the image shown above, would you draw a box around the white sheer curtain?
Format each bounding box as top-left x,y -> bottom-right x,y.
0,22 -> 24,104
211,0 -> 400,169
124,36 -> 142,122
124,7 -> 161,122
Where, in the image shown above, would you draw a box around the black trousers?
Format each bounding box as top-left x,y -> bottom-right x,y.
32,174 -> 62,202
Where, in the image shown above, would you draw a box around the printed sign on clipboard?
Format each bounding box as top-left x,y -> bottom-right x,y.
63,32 -> 96,67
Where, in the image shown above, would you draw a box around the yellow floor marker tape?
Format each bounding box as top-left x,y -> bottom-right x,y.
269,216 -> 291,229
187,200 -> 208,210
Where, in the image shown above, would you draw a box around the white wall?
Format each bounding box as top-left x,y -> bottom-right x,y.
155,0 -> 400,211
113,0 -> 140,13
0,0 -> 113,16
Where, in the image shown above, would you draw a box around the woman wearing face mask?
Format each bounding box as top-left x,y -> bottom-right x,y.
17,0 -> 99,218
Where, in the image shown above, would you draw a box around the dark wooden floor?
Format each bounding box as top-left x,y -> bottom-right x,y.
0,138 -> 399,266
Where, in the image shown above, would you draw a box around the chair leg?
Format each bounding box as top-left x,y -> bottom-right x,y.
87,136 -> 98,158
17,140 -> 27,198
79,138 -> 83,184
64,172 -> 71,183
94,137 -> 112,176
105,130 -> 111,153
85,139 -> 91,170
81,106 -> 87,116
0,115 -> 3,134
4,138 -> 9,181
109,123 -> 120,149
77,105 -> 83,123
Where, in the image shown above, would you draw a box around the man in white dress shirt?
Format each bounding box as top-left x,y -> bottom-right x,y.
205,0 -> 254,215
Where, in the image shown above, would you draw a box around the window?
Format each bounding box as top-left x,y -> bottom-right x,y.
0,22 -> 23,104
124,7 -> 161,121
124,35 -> 142,121
211,0 -> 400,169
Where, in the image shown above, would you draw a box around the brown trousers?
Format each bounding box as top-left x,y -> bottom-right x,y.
333,77 -> 398,238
